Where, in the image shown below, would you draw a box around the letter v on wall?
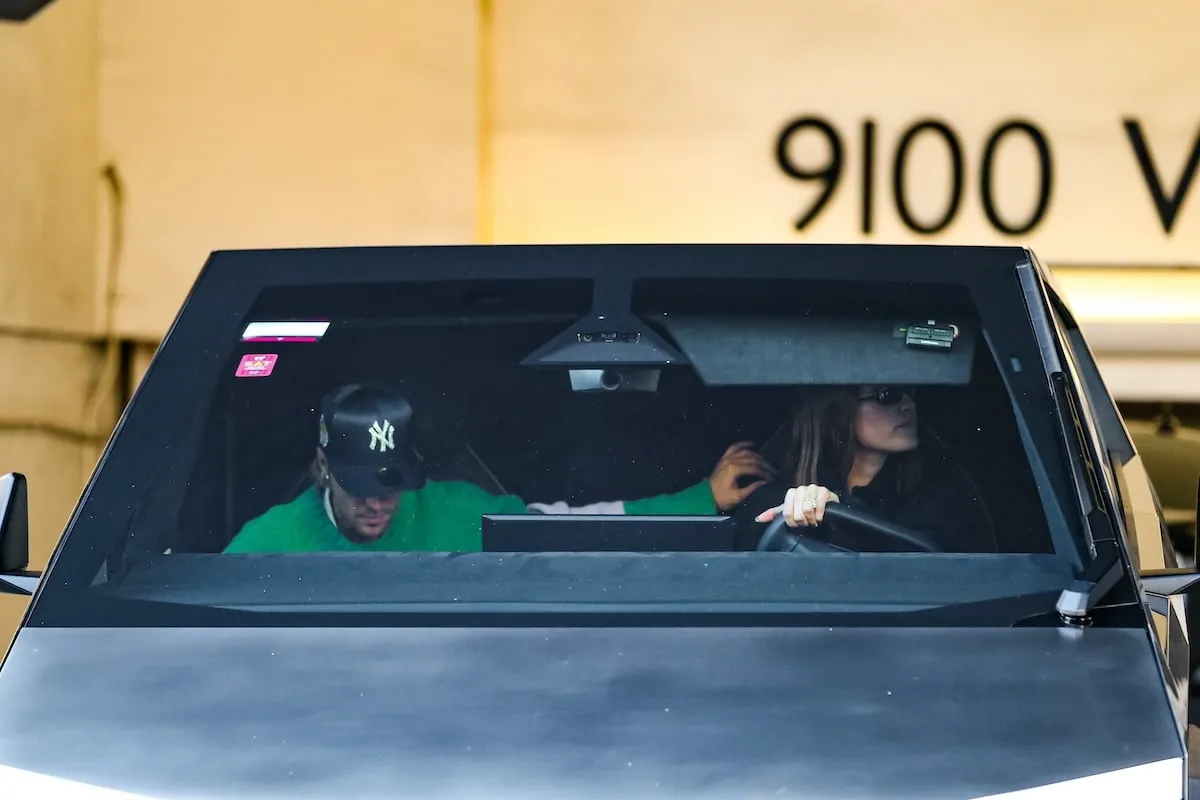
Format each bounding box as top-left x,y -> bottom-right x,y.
1123,119 -> 1200,235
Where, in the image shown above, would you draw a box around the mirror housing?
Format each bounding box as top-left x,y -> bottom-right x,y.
0,1 -> 60,23
0,472 -> 29,572
0,473 -> 38,596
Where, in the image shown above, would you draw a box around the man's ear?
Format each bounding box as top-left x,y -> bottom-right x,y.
313,449 -> 330,485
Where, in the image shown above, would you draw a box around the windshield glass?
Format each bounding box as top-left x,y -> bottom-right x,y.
32,261 -> 1096,626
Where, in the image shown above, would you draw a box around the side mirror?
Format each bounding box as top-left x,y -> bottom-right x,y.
1194,475 -> 1200,566
0,473 -> 38,596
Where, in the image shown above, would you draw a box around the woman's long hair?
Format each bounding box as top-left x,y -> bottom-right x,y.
783,386 -> 922,496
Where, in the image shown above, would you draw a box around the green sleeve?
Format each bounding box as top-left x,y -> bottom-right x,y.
224,507 -> 304,553
481,490 -> 530,516
420,481 -> 530,551
223,520 -> 275,553
443,482 -> 527,516
223,489 -> 327,553
624,479 -> 717,516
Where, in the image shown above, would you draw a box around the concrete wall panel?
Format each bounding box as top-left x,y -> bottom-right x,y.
0,0 -> 100,334
100,0 -> 481,339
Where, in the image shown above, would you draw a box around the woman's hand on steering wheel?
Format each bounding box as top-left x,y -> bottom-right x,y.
755,484 -> 841,528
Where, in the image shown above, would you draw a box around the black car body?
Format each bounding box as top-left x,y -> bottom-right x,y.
1,243 -> 1198,799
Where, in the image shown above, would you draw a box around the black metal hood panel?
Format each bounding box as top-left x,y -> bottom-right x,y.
0,625 -> 1183,799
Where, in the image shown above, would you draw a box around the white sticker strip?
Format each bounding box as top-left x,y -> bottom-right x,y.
241,321 -> 330,342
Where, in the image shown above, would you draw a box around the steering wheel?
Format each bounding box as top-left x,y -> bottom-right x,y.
755,503 -> 942,554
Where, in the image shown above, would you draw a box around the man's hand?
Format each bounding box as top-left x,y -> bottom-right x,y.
709,441 -> 775,511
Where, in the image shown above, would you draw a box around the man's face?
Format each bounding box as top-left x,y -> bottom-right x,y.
316,450 -> 402,542
329,480 -> 401,541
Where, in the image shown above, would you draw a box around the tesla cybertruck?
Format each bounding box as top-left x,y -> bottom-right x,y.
1,243 -> 1198,799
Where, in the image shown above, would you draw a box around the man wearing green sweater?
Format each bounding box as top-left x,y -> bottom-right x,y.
224,383 -> 773,553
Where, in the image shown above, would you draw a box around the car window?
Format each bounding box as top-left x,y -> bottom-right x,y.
1042,286 -> 1134,464
28,262 -> 1104,627
1043,287 -> 1176,573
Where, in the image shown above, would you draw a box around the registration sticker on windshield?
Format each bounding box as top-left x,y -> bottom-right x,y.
236,353 -> 278,378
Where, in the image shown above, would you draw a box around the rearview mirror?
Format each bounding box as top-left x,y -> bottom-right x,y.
0,473 -> 38,596
568,367 -> 661,393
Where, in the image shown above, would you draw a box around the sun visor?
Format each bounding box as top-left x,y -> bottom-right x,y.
660,315 -> 978,386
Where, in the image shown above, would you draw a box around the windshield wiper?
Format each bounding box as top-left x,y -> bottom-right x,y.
1016,262 -> 1126,627
1054,539 -> 1122,625
1047,371 -> 1123,625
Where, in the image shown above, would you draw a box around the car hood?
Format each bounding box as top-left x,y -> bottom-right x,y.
0,624 -> 1185,799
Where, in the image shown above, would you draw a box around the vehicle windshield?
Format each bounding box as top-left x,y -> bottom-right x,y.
31,254 -> 1097,626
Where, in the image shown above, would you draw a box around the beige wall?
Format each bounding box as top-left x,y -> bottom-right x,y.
489,0 -> 1200,262
90,0 -> 1200,339
0,0 -> 100,335
96,0 -> 1200,341
0,0 -> 108,647
99,0 -> 481,340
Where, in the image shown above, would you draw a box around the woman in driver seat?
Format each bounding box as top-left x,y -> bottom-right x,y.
743,384 -> 997,553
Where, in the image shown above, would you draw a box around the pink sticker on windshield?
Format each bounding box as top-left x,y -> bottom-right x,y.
236,353 -> 278,378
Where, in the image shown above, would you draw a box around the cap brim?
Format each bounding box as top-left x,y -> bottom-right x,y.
330,451 -> 426,498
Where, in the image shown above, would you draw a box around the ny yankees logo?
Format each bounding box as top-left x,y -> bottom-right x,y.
368,420 -> 395,452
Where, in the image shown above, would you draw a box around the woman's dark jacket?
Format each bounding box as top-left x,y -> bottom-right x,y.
729,447 -> 998,553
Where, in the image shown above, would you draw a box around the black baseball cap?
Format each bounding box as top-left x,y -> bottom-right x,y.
318,384 -> 427,497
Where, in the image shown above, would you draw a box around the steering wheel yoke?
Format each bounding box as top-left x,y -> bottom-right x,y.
755,502 -> 941,554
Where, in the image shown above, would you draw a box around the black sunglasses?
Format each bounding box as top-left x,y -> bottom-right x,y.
856,385 -> 914,406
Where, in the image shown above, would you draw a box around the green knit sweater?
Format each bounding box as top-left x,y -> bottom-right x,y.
223,478 -> 717,553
